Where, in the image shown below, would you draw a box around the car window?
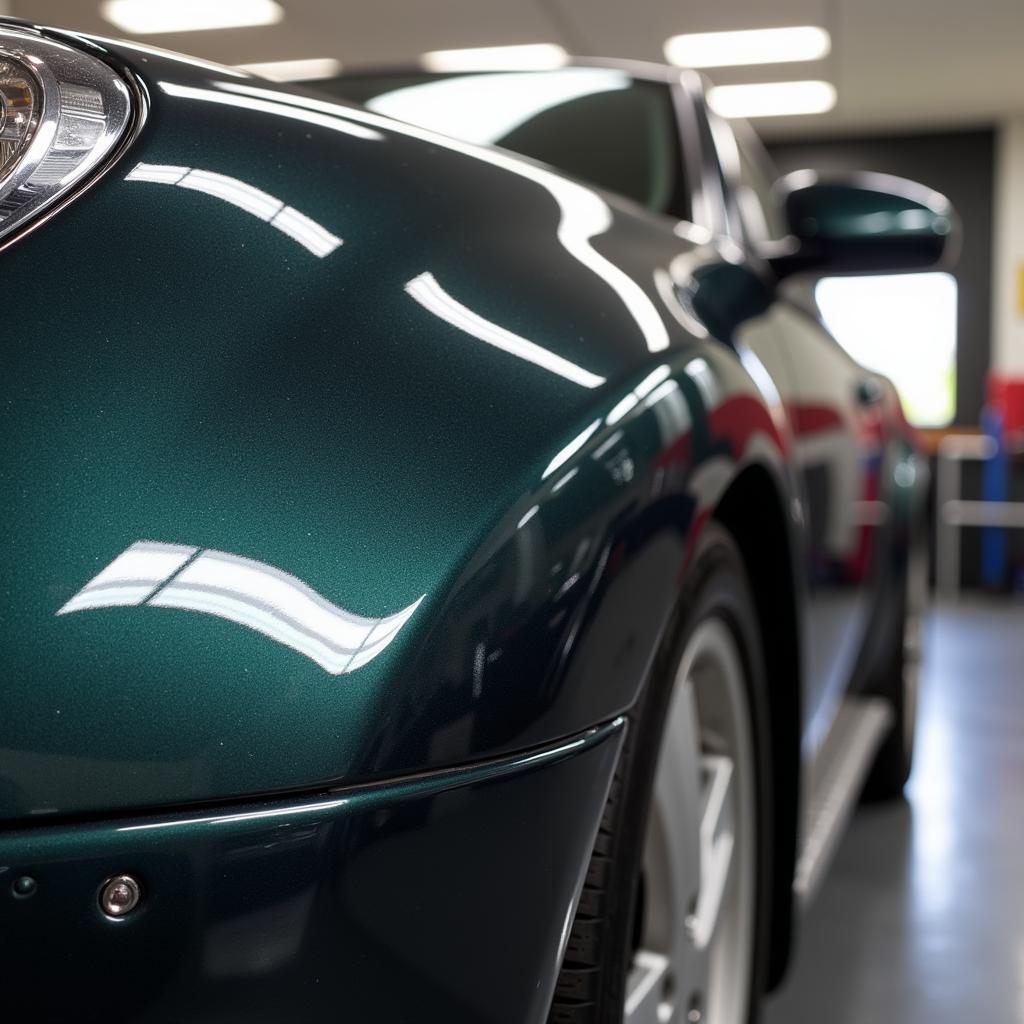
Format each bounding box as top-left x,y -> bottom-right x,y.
735,136 -> 787,244
703,106 -> 786,246
320,69 -> 687,217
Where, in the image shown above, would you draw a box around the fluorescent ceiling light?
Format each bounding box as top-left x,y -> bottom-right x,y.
237,58 -> 342,81
707,80 -> 837,118
420,43 -> 568,73
664,26 -> 830,68
101,0 -> 284,35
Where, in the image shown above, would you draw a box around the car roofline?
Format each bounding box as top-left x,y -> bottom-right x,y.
326,56 -> 691,87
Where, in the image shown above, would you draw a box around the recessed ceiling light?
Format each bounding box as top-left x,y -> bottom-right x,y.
707,80 -> 837,118
420,43 -> 568,73
664,26 -> 830,68
237,58 -> 342,81
101,0 -> 284,35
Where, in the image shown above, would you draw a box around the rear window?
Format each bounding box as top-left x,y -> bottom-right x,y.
320,68 -> 686,217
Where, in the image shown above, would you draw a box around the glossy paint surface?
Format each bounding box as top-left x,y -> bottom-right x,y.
699,107 -> 924,761
0,719 -> 623,1023
777,173 -> 958,276
743,305 -> 900,752
0,34 -> 801,822
0,31 -> 935,1019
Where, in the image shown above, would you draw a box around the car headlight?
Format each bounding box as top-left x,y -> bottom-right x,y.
0,26 -> 132,244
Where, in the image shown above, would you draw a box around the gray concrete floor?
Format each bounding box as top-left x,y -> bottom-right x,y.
764,600 -> 1024,1023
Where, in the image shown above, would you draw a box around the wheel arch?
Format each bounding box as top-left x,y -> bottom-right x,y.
713,461 -> 802,992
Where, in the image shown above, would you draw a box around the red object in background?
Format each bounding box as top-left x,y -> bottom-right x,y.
987,373 -> 1024,435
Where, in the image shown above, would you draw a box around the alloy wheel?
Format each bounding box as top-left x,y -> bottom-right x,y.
624,617 -> 756,1024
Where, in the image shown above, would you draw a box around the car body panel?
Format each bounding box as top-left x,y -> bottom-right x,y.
739,302 -> 890,751
689,96 -> 922,755
0,719 -> 623,1024
323,64 -> 924,762
0,35 -> 798,823
0,26 -> 932,1016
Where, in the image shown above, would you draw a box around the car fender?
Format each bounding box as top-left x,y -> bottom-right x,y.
0,32 -> 801,823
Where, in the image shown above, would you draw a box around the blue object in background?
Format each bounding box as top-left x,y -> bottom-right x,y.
981,405 -> 1008,588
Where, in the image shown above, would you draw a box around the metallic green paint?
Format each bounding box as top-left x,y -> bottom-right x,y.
0,27 -> 936,1019
774,170 -> 959,276
0,32 -> 798,823
1,718 -> 624,1022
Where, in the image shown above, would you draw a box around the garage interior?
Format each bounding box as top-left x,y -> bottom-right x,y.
10,0 -> 1024,1019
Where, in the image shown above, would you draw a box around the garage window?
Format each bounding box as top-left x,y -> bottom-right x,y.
322,69 -> 686,217
816,272 -> 958,427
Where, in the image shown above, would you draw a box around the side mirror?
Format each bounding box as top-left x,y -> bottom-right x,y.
689,259 -> 773,343
767,170 -> 959,279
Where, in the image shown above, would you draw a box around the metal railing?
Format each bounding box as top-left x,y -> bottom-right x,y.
936,433 -> 1024,598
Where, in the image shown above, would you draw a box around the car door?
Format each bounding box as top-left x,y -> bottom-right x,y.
765,302 -> 888,746
705,109 -> 889,748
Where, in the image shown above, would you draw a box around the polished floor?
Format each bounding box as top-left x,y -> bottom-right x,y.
764,600 -> 1024,1023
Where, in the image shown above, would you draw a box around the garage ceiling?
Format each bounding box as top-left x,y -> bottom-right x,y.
10,0 -> 1024,137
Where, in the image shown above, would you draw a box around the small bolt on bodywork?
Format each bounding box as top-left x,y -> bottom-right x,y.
98,874 -> 142,918
12,875 -> 37,898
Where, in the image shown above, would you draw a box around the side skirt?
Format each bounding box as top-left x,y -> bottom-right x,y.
794,696 -> 893,905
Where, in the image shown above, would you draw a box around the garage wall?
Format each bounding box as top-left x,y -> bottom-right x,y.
766,128 -> 995,427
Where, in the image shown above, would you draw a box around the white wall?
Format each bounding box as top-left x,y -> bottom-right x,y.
991,119 -> 1024,378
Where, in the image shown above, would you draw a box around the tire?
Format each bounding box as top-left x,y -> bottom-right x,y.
861,534 -> 926,802
547,524 -> 773,1024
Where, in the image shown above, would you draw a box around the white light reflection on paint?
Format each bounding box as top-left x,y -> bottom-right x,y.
81,36 -> 252,78
517,505 -> 540,529
159,81 -> 384,142
653,266 -> 709,338
736,341 -> 789,439
404,271 -> 605,389
736,343 -> 781,408
634,364 -> 673,400
212,81 -> 671,353
117,796 -> 350,832
642,378 -> 680,410
684,356 -> 718,408
592,429 -> 625,460
646,378 -> 691,446
551,467 -> 579,493
58,540 -> 197,610
543,419 -> 602,479
58,541 -> 424,675
606,364 -> 672,427
605,393 -> 638,426
126,163 -> 342,257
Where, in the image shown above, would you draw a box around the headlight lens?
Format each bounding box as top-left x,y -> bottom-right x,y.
0,27 -> 132,244
0,57 -> 38,176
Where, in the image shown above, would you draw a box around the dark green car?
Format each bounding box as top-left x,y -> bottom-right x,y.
0,21 -> 953,1024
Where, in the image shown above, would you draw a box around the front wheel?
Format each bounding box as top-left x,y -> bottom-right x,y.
548,525 -> 772,1024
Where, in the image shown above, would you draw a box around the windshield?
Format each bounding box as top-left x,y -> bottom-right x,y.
319,68 -> 687,217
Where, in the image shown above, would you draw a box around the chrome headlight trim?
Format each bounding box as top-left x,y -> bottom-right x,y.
0,25 -> 132,243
